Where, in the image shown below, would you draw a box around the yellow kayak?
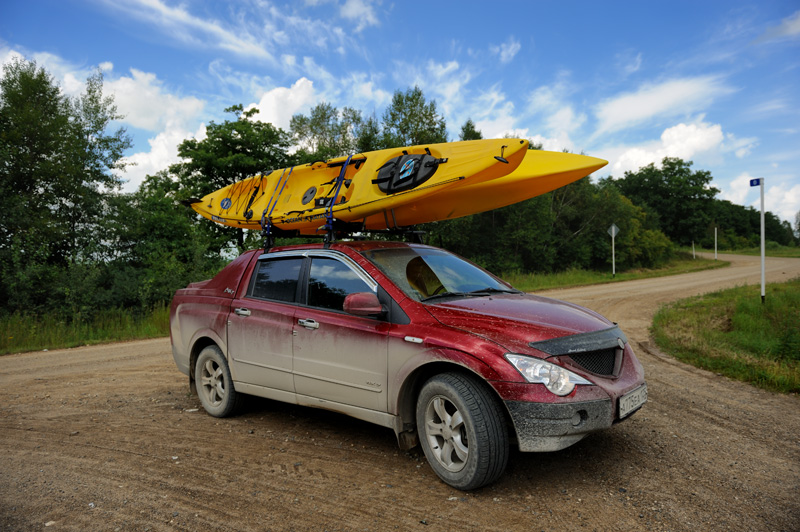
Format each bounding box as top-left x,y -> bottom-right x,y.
361,149 -> 608,229
187,138 -> 528,234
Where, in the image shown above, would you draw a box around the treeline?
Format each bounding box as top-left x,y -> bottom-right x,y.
1,58 -> 797,319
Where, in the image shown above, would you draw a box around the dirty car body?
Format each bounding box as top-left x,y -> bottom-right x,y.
170,241 -> 646,489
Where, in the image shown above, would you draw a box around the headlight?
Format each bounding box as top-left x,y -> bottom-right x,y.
505,354 -> 594,396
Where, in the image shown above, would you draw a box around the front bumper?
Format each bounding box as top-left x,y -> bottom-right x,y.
505,398 -> 614,452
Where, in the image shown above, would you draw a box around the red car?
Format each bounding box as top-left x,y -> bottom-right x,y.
170,241 -> 646,490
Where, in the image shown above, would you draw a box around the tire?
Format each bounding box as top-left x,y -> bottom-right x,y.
194,345 -> 242,418
416,373 -> 509,490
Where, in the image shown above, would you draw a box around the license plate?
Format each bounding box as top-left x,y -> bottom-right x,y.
619,384 -> 647,419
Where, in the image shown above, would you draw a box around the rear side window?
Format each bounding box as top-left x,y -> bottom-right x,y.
307,257 -> 373,311
250,258 -> 303,302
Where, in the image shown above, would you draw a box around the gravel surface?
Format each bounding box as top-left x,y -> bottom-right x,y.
1,253 -> 798,531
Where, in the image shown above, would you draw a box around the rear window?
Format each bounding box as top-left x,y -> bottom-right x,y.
250,258 -> 303,302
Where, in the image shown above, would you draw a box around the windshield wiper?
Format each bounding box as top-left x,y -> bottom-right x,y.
421,287 -> 520,302
466,287 -> 522,296
420,291 -> 473,302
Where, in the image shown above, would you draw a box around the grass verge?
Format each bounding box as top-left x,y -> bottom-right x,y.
0,305 -> 170,356
712,245 -> 800,258
652,278 -> 800,394
505,252 -> 727,292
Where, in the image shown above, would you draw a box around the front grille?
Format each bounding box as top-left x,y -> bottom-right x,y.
567,348 -> 617,376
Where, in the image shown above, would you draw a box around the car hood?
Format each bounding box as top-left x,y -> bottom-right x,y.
425,293 -> 613,355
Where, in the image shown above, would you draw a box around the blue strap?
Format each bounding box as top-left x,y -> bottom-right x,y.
324,155 -> 352,232
261,167 -> 293,234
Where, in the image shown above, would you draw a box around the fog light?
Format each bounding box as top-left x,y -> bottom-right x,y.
571,410 -> 587,427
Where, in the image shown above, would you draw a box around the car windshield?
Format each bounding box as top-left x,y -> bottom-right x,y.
362,247 -> 517,302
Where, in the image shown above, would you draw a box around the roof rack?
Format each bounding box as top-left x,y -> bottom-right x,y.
261,221 -> 425,251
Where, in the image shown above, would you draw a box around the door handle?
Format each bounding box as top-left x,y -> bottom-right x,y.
234,308 -> 251,317
297,318 -> 319,329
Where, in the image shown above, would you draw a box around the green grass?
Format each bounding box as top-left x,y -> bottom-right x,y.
504,253 -> 727,292
0,305 -> 170,356
652,278 -> 800,394
713,244 -> 800,258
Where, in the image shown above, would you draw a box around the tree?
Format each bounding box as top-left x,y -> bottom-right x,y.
290,103 -> 351,162
58,70 -> 132,263
0,58 -> 131,313
459,119 -> 482,141
355,113 -> 383,153
170,105 -> 292,252
795,210 -> 800,240
381,86 -> 447,147
103,171 -> 227,309
614,157 -> 719,246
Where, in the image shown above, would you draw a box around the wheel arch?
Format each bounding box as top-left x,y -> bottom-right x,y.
188,336 -> 224,395
393,360 -> 513,451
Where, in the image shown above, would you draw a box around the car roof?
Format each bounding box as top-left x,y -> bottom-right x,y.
265,240 -> 437,254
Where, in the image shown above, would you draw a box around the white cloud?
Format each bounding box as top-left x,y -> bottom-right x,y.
120,122 -> 207,193
609,120 -> 725,174
340,0 -> 381,32
525,80 -> 585,151
471,86 -> 519,138
527,133 -> 576,152
425,60 -> 472,116
724,133 -> 758,158
765,181 -> 800,224
246,77 -> 317,130
490,37 -> 521,64
343,72 -> 391,108
718,173 -> 800,224
615,51 -> 642,75
106,69 -> 205,132
755,10 -> 800,44
593,76 -> 732,135
721,172 -> 757,205
97,0 -> 275,62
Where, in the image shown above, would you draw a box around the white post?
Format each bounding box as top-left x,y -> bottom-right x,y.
692,241 -> 695,259
612,232 -> 616,278
760,178 -> 766,304
608,224 -> 619,278
714,227 -> 717,260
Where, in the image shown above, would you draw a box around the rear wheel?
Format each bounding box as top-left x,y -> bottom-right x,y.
194,345 -> 242,418
416,373 -> 509,490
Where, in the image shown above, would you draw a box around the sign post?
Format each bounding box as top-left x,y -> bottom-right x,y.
608,223 -> 619,278
750,178 -> 766,303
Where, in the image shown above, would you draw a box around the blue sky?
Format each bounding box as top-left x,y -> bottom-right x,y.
2,0 -> 799,224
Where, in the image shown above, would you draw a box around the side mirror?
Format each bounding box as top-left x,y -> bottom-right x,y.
343,292 -> 384,316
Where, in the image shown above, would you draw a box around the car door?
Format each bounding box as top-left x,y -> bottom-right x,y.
292,254 -> 390,412
227,255 -> 303,393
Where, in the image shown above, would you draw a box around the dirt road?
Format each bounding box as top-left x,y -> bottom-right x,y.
2,253 -> 799,531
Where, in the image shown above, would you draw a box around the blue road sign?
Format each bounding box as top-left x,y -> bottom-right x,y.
750,178 -> 762,187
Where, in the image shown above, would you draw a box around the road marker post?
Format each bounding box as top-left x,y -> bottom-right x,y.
608,223 -> 619,278
750,178 -> 766,304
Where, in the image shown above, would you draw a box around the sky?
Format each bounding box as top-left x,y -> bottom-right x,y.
2,0 -> 799,225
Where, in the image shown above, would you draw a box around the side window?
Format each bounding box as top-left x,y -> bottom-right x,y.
250,258 -> 303,302
307,257 -> 372,311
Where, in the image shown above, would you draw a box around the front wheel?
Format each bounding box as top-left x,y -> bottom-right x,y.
194,345 -> 242,418
416,373 -> 509,490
